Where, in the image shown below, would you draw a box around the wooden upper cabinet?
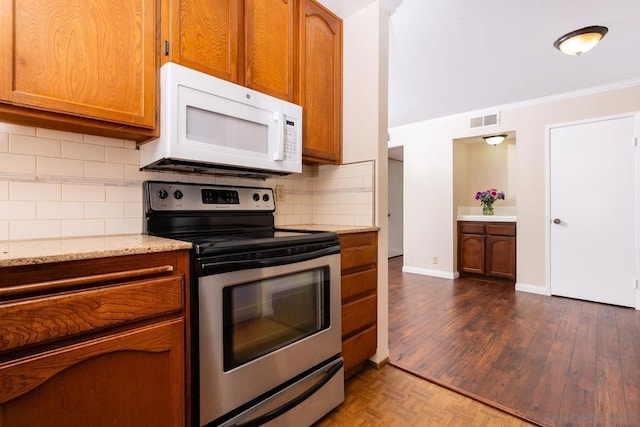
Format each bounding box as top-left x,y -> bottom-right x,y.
165,0 -> 241,82
0,0 -> 157,130
244,0 -> 296,101
164,0 -> 295,101
298,0 -> 342,165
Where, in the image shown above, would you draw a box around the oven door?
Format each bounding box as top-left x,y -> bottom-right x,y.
197,251 -> 341,425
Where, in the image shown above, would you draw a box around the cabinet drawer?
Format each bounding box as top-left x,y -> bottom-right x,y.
341,267 -> 377,301
458,222 -> 485,234
342,294 -> 376,337
342,325 -> 376,373
339,232 -> 377,249
341,245 -> 377,271
487,224 -> 516,236
0,276 -> 184,353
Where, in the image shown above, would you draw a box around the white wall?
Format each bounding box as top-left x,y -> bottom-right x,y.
343,1 -> 390,365
391,82 -> 640,291
456,139 -> 517,208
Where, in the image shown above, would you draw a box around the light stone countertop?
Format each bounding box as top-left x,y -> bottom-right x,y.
456,215 -> 517,222
0,234 -> 193,268
279,224 -> 380,234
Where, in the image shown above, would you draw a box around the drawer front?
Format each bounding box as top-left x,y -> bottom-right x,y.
342,325 -> 377,373
0,276 -> 184,353
487,224 -> 516,236
338,231 -> 377,249
458,222 -> 485,234
341,267 -> 377,301
342,294 -> 377,337
341,245 -> 377,272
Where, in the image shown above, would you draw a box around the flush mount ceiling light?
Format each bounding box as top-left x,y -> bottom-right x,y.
553,25 -> 608,56
483,134 -> 507,146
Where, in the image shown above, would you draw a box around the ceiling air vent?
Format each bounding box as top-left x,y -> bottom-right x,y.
469,112 -> 499,128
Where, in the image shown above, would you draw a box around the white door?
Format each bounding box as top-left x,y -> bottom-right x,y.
388,157 -> 404,257
550,115 -> 636,307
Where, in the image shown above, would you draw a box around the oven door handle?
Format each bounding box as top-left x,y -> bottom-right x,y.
200,246 -> 339,273
233,358 -> 344,427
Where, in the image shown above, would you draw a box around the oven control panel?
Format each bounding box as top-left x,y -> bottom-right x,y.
145,181 -> 275,212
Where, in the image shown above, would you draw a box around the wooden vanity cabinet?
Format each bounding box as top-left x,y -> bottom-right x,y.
338,231 -> 378,376
0,250 -> 190,427
0,0 -> 158,142
298,0 -> 343,165
163,0 -> 296,102
458,221 -> 516,281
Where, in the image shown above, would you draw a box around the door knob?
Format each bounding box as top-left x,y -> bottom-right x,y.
553,218 -> 562,224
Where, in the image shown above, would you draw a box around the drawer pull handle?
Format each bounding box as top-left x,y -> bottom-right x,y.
0,265 -> 174,298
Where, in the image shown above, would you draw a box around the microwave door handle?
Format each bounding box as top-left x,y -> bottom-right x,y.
273,112 -> 284,161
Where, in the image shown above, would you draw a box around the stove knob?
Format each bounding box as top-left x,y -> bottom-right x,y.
173,190 -> 184,200
157,189 -> 168,199
262,194 -> 270,202
253,193 -> 260,201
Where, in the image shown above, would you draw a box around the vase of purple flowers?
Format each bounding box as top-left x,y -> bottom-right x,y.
475,189 -> 505,216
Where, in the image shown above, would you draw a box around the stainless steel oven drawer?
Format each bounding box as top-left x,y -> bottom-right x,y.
217,357 -> 344,427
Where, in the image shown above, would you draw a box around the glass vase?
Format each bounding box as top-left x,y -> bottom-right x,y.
482,204 -> 494,215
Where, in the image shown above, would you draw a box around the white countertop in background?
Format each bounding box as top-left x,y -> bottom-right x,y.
457,206 -> 516,222
457,215 -> 517,222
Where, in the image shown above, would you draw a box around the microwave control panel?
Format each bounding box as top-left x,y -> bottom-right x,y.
283,118 -> 298,161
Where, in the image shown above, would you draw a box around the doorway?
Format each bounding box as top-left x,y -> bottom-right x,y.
388,147 -> 404,258
549,114 -> 637,308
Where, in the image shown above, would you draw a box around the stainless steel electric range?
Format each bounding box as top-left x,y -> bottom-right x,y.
143,180 -> 344,427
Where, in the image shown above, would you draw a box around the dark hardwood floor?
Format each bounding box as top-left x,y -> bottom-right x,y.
388,256 -> 640,426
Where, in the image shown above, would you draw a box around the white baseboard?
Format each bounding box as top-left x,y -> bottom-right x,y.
515,282 -> 550,295
402,266 -> 456,279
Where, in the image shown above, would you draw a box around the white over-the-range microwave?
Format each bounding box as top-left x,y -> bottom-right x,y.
139,62 -> 302,179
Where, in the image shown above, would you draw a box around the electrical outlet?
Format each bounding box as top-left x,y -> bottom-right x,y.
432,256 -> 438,264
276,185 -> 285,202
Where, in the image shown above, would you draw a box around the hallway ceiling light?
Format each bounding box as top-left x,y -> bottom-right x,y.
483,134 -> 507,146
553,26 -> 608,56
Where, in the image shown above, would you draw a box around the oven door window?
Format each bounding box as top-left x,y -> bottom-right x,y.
222,267 -> 330,371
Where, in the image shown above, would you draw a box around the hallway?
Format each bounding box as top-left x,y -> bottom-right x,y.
388,256 -> 640,426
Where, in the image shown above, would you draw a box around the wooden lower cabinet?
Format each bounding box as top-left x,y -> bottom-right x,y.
0,320 -> 184,427
458,221 -> 516,281
338,231 -> 378,376
0,250 -> 190,427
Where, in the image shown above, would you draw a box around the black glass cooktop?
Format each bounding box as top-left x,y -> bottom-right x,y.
158,228 -> 337,256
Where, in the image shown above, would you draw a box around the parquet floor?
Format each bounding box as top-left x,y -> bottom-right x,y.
315,364 -> 533,426
387,256 -> 640,426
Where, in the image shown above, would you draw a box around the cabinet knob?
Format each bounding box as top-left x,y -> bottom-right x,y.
553,218 -> 562,224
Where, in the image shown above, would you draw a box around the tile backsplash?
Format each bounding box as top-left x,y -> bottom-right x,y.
0,122 -> 375,241
271,161 -> 375,227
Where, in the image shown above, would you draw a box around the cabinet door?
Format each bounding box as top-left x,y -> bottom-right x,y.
459,234 -> 485,275
486,235 -> 516,280
0,0 -> 156,128
167,0 -> 241,82
0,319 -> 185,427
298,0 -> 342,164
245,0 -> 296,101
